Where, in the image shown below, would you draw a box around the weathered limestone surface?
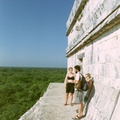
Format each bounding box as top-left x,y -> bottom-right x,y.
82,84 -> 120,120
65,0 -> 120,120
111,94 -> 120,120
19,83 -> 120,120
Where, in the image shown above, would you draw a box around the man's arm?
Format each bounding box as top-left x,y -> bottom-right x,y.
75,73 -> 80,84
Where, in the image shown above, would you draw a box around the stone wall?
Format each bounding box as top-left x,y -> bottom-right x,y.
81,23 -> 120,120
67,23 -> 120,120
66,0 -> 120,119
83,23 -> 120,89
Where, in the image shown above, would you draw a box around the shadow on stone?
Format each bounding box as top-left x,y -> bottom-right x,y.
84,82 -> 95,117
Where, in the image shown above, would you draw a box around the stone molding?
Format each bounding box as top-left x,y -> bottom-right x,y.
66,0 -> 88,36
66,5 -> 120,57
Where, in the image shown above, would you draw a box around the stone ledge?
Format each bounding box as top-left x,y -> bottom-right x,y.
19,83 -> 78,120
19,83 -> 120,120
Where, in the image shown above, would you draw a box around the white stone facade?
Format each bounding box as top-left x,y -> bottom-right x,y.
66,0 -> 120,120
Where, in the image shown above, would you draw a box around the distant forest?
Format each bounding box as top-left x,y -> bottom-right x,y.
0,67 -> 66,120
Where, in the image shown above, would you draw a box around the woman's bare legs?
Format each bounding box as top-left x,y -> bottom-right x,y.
64,93 -> 69,105
70,93 -> 73,106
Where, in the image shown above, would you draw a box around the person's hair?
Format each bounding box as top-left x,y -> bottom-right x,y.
85,73 -> 92,78
69,67 -> 73,70
74,65 -> 81,71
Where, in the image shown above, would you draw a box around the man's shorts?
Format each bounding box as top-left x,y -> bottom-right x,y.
74,90 -> 83,104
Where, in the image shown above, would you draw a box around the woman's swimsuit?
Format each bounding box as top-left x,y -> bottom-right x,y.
66,76 -> 75,93
67,76 -> 74,80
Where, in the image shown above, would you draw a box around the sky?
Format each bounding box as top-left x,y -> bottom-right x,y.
0,0 -> 74,68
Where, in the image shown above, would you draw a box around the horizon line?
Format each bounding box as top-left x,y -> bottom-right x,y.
0,66 -> 67,69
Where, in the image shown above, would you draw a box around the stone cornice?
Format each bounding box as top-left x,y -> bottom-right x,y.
66,0 -> 120,57
66,0 -> 88,36
66,6 -> 120,57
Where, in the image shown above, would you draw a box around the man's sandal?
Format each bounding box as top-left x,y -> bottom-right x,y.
72,115 -> 84,120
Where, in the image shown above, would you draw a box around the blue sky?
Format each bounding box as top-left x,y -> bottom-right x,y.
0,0 -> 74,68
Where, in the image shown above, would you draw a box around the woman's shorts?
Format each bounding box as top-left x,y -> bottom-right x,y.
66,83 -> 74,93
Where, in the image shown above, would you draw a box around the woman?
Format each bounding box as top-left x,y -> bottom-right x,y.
84,73 -> 93,103
72,73 -> 93,119
64,67 -> 75,106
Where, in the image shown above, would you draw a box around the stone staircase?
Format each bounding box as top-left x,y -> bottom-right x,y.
19,83 -> 120,120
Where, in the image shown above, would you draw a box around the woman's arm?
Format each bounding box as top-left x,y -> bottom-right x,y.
64,73 -> 68,87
